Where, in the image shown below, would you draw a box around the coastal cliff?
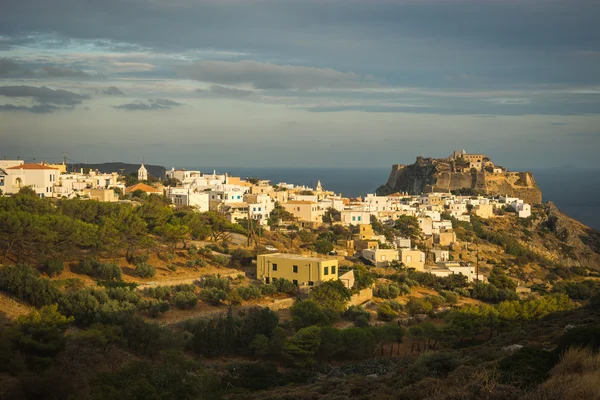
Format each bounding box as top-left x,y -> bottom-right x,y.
376,157 -> 543,204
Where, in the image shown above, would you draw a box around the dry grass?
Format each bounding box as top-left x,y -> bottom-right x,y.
527,348 -> 600,400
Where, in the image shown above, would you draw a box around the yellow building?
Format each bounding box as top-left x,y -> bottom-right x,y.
256,253 -> 338,287
435,230 -> 457,247
83,188 -> 119,202
473,204 -> 494,219
282,200 -> 324,224
358,224 -> 375,240
399,249 -> 426,271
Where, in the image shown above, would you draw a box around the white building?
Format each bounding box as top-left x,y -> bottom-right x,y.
395,237 -> 411,249
431,249 -> 450,262
0,159 -> 24,170
4,164 -> 60,198
417,216 -> 433,236
165,187 -> 210,211
341,209 -> 371,225
138,164 -> 148,181
361,248 -> 400,267
515,203 -> 531,218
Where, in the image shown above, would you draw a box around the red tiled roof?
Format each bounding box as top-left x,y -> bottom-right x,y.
6,163 -> 59,170
125,183 -> 162,194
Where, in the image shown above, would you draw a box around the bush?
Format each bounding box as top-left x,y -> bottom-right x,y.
106,287 -> 141,305
78,259 -> 122,281
237,286 -> 263,301
273,278 -> 297,295
45,259 -> 64,277
144,285 -> 173,300
345,305 -> 371,322
139,298 -> 170,317
440,290 -> 459,305
0,264 -> 62,307
354,315 -> 371,327
174,291 -> 199,309
375,283 -> 401,299
127,253 -> 149,265
499,347 -> 559,388
194,258 -> 207,267
187,246 -> 198,256
198,275 -> 231,292
212,255 -> 230,266
377,303 -> 398,321
199,288 -> 227,305
313,239 -> 334,255
230,248 -> 254,266
260,283 -> 277,296
135,262 -> 156,278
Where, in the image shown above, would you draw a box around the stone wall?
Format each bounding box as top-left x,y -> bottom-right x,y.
347,287 -> 374,307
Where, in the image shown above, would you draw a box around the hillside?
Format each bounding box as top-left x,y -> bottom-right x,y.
69,162 -> 166,179
377,156 -> 542,204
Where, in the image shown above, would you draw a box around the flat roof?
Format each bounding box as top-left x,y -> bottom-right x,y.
259,253 -> 336,262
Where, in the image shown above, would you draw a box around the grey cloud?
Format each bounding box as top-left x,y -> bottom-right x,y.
0,104 -> 68,113
0,85 -> 88,105
195,85 -> 256,99
114,98 -> 182,111
38,65 -> 98,79
304,91 -> 600,116
97,86 -> 125,96
0,58 -> 34,77
178,60 -> 376,90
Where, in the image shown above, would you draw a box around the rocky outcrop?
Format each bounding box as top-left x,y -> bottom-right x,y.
376,158 -> 542,204
543,202 -> 600,270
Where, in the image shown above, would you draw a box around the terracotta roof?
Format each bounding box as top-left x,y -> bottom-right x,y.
125,183 -> 162,194
7,163 -> 59,170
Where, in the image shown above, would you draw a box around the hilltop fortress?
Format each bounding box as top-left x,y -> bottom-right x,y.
377,150 -> 542,204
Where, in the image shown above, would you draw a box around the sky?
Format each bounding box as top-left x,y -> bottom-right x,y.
1,0 -> 599,169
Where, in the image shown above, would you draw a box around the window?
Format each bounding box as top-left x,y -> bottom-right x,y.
293,265 -> 298,273
331,266 -> 336,274
272,263 -> 277,271
292,279 -> 298,286
406,255 -> 412,263
324,267 -> 329,275
357,216 -> 361,221
308,281 -> 314,286
352,216 -> 356,221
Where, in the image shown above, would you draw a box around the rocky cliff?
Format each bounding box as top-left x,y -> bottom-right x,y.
376,158 -> 542,204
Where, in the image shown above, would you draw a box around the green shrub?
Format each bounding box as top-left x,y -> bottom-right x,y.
273,278 -> 297,295
212,255 -> 230,266
144,286 -> 172,300
499,347 -> 558,388
440,290 -> 459,305
147,300 -> 170,317
78,259 -> 122,281
237,286 -> 263,301
135,262 -> 156,278
106,287 -> 141,305
260,283 -> 277,296
0,264 -> 62,307
345,305 -> 371,322
198,275 -> 231,291
174,291 -> 198,309
199,288 -> 227,305
194,258 -> 207,267
187,245 -> 198,256
45,259 -> 65,277
377,303 -> 398,321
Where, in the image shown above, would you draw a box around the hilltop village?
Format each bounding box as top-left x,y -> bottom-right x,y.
1,151 -> 534,290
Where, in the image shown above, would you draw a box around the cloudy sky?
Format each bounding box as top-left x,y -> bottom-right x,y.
1,0 -> 599,169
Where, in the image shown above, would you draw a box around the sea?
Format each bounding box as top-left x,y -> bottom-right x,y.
194,166 -> 600,231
